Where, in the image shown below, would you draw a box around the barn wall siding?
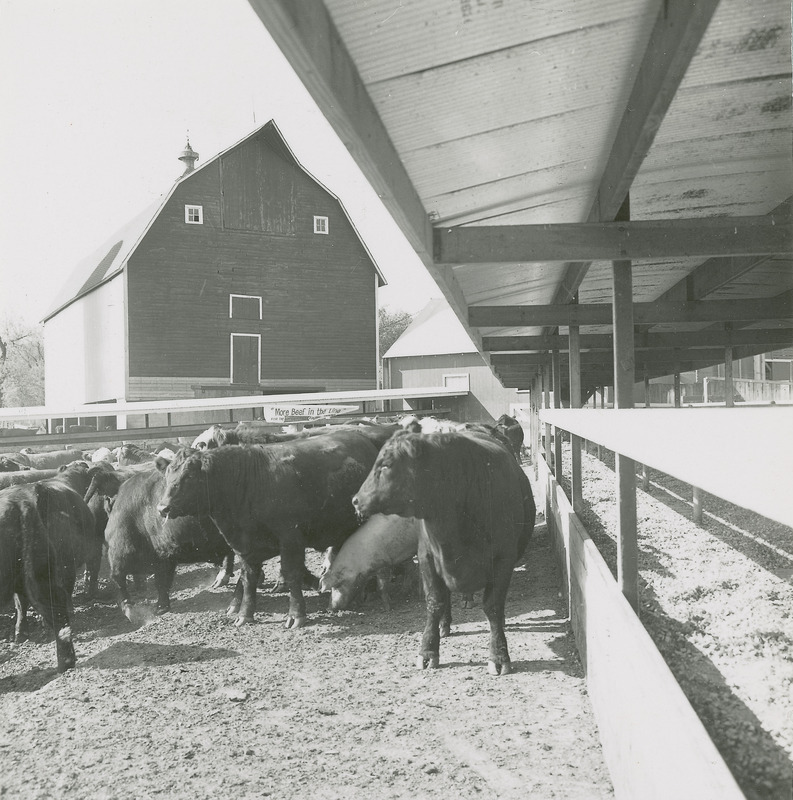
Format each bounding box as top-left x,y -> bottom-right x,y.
385,353 -> 523,422
126,128 -> 377,391
44,277 -> 126,405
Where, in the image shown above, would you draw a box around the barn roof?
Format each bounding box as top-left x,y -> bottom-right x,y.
382,298 -> 477,359
249,1 -> 793,392
43,120 -> 385,322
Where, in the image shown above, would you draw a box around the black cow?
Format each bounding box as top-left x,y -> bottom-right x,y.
0,454 -> 31,472
0,471 -> 98,671
96,466 -> 235,619
156,428 -> 380,628
495,414 -> 525,460
352,430 -> 535,676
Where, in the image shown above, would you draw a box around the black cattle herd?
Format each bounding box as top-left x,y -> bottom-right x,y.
0,414 -> 534,676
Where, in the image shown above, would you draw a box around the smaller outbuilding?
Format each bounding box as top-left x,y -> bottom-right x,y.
381,298 -> 528,423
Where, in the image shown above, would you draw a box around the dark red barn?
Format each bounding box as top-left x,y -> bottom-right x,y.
43,121 -> 385,410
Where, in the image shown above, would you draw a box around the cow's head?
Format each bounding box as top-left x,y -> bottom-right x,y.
190,424 -> 225,450
352,431 -> 425,521
156,447 -> 208,519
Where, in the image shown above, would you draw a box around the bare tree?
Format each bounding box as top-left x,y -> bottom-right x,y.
378,306 -> 413,356
0,316 -> 45,408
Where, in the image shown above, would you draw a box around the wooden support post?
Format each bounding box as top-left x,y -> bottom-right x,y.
543,365 -> 552,469
167,413 -> 172,427
229,409 -> 235,423
724,339 -> 734,408
673,364 -> 681,408
144,414 -> 150,429
569,324 -> 584,513
640,367 -> 650,488
612,195 -> 638,612
597,386 -> 604,459
552,349 -> 563,483
693,487 -> 703,524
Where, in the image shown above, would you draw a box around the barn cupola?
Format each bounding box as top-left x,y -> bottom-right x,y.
178,137 -> 199,176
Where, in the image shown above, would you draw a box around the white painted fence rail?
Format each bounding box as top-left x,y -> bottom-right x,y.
0,387 -> 467,424
540,406 -> 793,528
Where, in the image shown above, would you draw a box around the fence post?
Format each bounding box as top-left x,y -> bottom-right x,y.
693,487 -> 703,524
552,349 -> 563,484
612,194 -> 638,612
724,340 -> 734,408
569,323 -> 583,514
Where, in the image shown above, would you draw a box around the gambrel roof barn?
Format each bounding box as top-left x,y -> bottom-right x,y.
43,121 -> 385,407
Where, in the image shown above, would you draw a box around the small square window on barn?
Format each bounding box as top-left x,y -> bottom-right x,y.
229,294 -> 262,320
185,205 -> 203,224
313,215 -> 329,234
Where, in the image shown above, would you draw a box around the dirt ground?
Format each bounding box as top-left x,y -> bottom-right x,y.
568,445 -> 793,800
0,484 -> 614,799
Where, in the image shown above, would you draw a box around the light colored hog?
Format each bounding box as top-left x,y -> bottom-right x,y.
320,514 -> 420,610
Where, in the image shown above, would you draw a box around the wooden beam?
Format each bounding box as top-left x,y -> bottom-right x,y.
551,0 -> 721,305
653,197 -> 792,305
482,327 -> 793,353
491,347 -> 760,368
471,293 -> 792,328
434,214 -> 791,264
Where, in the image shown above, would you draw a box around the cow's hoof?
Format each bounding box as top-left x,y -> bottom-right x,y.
285,615 -> 307,630
440,622 -> 451,638
416,654 -> 439,670
233,615 -> 255,627
462,596 -> 476,609
226,604 -> 241,617
210,574 -> 230,589
269,581 -> 288,594
487,660 -> 511,676
155,606 -> 170,616
121,602 -> 135,622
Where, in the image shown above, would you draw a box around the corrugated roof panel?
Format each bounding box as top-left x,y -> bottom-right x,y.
366,16 -> 656,154
327,0 -> 658,84
579,258 -> 703,306
453,262 -> 560,306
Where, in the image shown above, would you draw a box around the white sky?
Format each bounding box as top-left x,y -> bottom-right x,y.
0,0 -> 441,327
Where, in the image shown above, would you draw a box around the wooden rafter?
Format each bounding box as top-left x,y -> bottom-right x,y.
482,328 -> 793,353
470,293 -> 792,328
434,214 -> 792,264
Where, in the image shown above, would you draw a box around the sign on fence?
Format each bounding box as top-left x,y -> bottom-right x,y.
261,404 -> 360,423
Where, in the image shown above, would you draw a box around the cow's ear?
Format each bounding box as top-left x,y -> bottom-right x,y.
154,455 -> 171,473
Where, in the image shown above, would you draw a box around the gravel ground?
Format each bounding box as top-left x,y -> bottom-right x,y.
0,482 -> 614,800
561,444 -> 793,800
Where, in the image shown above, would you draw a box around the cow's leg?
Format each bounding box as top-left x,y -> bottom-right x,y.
375,568 -> 392,611
227,574 -> 244,617
481,565 -> 514,676
211,551 -> 235,589
417,545 -> 450,670
153,559 -> 177,614
234,558 -> 262,627
111,568 -> 136,621
13,593 -> 29,643
83,544 -> 103,599
280,533 -> 308,629
26,577 -> 75,673
269,562 -> 317,593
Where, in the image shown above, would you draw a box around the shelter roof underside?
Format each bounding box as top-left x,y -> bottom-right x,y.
250,0 -> 793,392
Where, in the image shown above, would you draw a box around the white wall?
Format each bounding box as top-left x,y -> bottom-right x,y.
44,277 -> 126,405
